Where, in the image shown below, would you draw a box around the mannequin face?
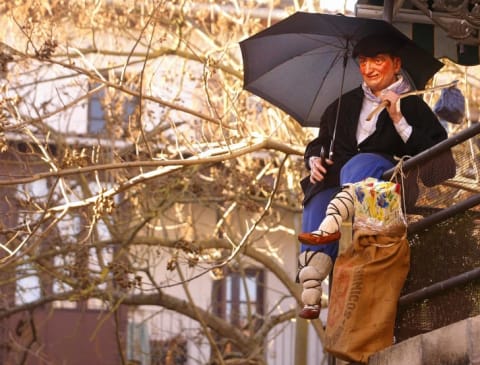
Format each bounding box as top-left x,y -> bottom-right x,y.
358,54 -> 402,96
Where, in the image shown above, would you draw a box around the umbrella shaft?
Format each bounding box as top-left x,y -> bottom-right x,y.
330,50 -> 350,160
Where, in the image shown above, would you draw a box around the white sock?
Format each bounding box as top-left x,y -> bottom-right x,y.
316,185 -> 354,235
297,251 -> 332,306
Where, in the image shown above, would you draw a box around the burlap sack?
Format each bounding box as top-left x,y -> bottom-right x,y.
324,228 -> 410,364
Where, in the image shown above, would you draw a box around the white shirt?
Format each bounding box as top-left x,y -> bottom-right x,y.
356,80 -> 412,144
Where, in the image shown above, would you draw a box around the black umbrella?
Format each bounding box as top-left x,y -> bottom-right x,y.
240,12 -> 444,129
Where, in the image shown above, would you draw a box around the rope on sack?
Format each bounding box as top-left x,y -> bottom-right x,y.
390,155 -> 412,217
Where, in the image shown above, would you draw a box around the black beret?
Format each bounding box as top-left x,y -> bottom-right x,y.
352,34 -> 407,59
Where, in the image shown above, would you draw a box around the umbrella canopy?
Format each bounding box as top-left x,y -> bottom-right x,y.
240,12 -> 444,127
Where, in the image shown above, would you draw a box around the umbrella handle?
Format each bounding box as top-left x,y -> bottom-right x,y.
366,80 -> 459,121
320,146 -> 327,165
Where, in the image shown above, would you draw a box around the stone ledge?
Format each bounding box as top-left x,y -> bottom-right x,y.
368,315 -> 480,365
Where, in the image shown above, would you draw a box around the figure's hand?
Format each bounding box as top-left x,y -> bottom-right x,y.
381,90 -> 403,123
309,156 -> 333,183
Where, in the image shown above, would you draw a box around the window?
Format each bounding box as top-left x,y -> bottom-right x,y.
212,267 -> 265,328
14,180 -> 47,305
52,182 -> 116,309
127,321 -> 151,365
88,86 -> 107,134
51,212 -> 81,309
87,76 -> 139,135
15,263 -> 41,305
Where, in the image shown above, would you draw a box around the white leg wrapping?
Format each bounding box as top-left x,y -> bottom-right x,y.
317,185 -> 354,235
298,251 -> 333,306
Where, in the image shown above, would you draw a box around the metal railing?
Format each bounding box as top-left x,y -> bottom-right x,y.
381,121 -> 480,342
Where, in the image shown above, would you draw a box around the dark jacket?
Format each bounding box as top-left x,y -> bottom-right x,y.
301,86 -> 448,205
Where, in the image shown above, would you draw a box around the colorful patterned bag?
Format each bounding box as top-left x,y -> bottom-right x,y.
352,177 -> 407,233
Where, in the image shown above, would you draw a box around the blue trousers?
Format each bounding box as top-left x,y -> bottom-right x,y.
300,153 -> 395,259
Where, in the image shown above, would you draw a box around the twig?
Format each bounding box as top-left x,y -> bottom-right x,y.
366,80 -> 459,121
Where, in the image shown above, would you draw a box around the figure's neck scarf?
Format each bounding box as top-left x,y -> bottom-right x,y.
362,75 -> 411,103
